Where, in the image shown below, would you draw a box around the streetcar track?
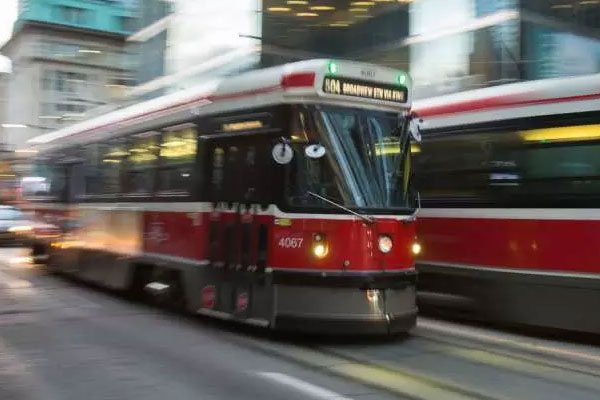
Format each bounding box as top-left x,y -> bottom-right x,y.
232,333 -> 507,400
4,257 -> 599,398
311,345 -> 507,400
412,321 -> 600,379
413,330 -> 600,380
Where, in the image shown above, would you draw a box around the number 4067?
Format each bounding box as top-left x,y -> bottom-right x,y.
278,237 -> 304,249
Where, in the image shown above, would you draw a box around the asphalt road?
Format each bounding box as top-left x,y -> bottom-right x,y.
1,248 -> 600,400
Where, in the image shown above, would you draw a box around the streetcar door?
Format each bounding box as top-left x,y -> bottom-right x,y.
205,135 -> 272,317
205,131 -> 282,320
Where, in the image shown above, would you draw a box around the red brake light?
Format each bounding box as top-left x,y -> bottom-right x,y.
281,72 -> 316,89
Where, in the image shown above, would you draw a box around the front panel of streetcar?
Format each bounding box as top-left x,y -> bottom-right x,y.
260,104 -> 418,333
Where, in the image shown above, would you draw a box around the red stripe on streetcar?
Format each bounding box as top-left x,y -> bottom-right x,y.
416,92 -> 600,118
281,72 -> 316,89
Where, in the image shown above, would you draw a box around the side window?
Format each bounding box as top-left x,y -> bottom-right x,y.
83,144 -> 102,196
512,125 -> 600,205
287,108 -> 344,207
244,145 -> 258,202
223,145 -> 241,201
99,140 -> 128,195
126,132 -> 159,195
210,147 -> 225,201
414,132 -> 501,204
157,125 -> 197,194
24,160 -> 66,202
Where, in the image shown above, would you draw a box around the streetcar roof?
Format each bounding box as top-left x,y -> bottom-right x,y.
413,73 -> 600,130
28,59 -> 411,151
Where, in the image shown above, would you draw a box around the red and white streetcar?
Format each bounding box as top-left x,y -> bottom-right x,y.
413,74 -> 600,334
23,59 -> 421,334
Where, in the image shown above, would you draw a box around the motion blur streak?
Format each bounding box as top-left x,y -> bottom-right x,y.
418,319 -> 600,365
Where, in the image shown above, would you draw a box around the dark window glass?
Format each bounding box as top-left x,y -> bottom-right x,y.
210,147 -> 225,200
415,122 -> 600,207
287,106 -> 411,209
24,161 -> 67,202
83,144 -> 102,195
99,141 -> 128,195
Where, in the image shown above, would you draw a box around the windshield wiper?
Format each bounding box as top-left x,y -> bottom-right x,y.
307,191 -> 375,225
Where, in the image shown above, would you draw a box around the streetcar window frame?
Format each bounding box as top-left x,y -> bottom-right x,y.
203,107 -> 285,207
123,131 -> 160,198
155,123 -> 199,198
416,111 -> 600,208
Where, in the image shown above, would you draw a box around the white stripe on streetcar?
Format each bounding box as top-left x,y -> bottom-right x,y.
26,202 -> 415,221
257,372 -> 354,400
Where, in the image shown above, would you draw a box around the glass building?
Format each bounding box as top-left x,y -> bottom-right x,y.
128,0 -> 600,101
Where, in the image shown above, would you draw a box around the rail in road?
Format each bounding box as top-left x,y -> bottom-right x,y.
0,248 -> 599,400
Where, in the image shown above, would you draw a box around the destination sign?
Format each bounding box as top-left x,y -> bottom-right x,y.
322,76 -> 407,104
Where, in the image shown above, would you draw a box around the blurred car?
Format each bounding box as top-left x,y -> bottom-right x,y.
0,205 -> 60,251
0,205 -> 35,247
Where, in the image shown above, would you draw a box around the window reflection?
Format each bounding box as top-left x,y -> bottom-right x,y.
127,133 -> 159,194
101,143 -> 128,194
160,128 -> 197,161
157,126 -> 197,193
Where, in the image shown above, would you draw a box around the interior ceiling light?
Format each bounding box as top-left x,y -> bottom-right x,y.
349,7 -> 369,12
310,5 -> 336,10
297,12 -> 319,16
268,6 -> 291,11
330,22 -> 350,27
351,1 -> 375,5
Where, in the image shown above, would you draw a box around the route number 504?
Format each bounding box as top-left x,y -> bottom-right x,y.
278,237 -> 304,249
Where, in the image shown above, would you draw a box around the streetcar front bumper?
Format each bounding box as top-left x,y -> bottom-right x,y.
271,270 -> 417,335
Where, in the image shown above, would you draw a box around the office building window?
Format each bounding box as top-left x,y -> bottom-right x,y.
54,71 -> 87,93
119,16 -> 137,32
57,6 -> 89,25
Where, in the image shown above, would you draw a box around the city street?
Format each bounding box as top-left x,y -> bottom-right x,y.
0,248 -> 600,399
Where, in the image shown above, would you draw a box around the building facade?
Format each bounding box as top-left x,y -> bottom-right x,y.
125,0 -> 600,104
1,0 -> 136,151
128,0 -> 261,100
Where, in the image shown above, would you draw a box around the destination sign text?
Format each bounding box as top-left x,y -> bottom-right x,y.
322,76 -> 407,104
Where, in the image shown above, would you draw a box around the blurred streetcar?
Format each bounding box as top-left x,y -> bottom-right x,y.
413,74 -> 600,334
22,60 -> 422,335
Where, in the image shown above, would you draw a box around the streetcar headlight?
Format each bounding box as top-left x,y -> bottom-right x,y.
378,235 -> 393,253
312,233 -> 329,259
412,242 -> 422,256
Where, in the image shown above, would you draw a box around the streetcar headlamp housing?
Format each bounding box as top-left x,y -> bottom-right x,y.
312,233 -> 329,259
378,235 -> 393,254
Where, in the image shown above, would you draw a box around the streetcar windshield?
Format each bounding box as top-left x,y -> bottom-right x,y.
287,105 -> 413,211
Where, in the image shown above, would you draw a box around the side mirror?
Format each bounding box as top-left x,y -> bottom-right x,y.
272,141 -> 294,165
305,144 -> 326,159
408,117 -> 423,143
